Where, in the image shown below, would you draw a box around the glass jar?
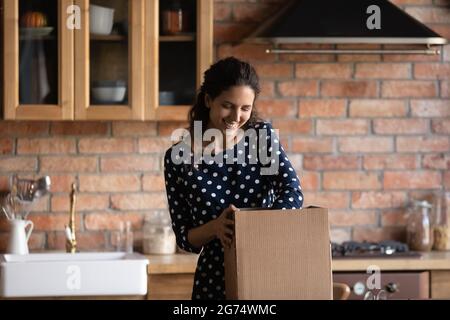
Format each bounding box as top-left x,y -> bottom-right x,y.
433,192 -> 450,251
143,211 -> 177,255
161,0 -> 190,35
406,200 -> 434,252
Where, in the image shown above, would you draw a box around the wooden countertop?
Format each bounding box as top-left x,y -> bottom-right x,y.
147,252 -> 450,274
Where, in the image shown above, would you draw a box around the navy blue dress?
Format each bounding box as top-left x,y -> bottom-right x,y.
164,122 -> 303,300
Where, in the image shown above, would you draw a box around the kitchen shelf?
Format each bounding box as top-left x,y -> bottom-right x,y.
160,34 -> 195,42
91,34 -> 127,42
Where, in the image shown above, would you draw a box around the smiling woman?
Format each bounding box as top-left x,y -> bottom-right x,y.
163,57 -> 304,300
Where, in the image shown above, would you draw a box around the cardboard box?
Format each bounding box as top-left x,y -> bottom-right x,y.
224,207 -> 332,300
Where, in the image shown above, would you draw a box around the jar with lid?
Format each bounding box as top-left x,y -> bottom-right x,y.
161,0 -> 191,35
432,192 -> 450,251
143,211 -> 177,255
406,200 -> 434,252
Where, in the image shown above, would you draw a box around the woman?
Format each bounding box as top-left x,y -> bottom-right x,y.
164,57 -> 303,300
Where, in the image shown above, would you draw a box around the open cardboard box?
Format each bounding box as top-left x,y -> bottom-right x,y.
224,207 -> 332,300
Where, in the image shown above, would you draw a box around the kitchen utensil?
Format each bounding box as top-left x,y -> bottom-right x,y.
7,219 -> 34,255
92,80 -> 127,103
31,176 -> 51,200
90,4 -> 115,35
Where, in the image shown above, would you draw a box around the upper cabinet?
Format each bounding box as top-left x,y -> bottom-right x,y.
2,0 -> 213,121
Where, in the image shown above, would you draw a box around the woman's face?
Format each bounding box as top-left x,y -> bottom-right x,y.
206,85 -> 255,135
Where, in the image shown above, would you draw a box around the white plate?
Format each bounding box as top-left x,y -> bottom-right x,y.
20,27 -> 54,37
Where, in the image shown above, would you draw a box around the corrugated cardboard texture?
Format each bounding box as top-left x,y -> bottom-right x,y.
225,208 -> 332,300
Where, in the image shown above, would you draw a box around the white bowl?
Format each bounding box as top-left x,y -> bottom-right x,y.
90,4 -> 115,35
92,86 -> 126,103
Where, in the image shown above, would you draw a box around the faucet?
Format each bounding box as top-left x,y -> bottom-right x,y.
65,183 -> 78,254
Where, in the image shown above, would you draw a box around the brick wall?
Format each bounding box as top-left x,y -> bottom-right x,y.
0,0 -> 449,251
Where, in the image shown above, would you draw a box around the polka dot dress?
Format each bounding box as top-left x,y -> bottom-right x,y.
164,122 -> 304,300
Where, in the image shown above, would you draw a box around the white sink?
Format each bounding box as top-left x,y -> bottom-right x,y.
0,252 -> 149,298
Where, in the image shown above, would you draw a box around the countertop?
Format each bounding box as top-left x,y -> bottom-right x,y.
146,252 -> 450,274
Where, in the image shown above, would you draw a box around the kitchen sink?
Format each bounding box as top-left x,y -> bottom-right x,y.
0,252 -> 149,298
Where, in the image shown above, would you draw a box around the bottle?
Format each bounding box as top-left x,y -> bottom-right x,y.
125,221 -> 134,253
433,192 -> 450,251
406,200 -> 434,252
161,0 -> 190,35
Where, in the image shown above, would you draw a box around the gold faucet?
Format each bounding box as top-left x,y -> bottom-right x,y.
65,183 -> 78,254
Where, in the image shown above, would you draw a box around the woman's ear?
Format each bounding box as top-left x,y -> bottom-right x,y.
204,94 -> 211,109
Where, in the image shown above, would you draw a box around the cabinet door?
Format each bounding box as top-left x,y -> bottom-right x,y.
3,0 -> 74,120
145,0 -> 213,121
74,0 -> 144,120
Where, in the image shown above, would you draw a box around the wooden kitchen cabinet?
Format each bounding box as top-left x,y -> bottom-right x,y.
2,0 -> 213,121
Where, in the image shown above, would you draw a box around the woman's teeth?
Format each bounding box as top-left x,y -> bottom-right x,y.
224,121 -> 238,129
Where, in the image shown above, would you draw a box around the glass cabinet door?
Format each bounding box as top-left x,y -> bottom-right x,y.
3,0 -> 74,120
74,0 -> 144,120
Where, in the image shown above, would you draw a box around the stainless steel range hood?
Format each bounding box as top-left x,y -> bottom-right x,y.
246,0 -> 448,55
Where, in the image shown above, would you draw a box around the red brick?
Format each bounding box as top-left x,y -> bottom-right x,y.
29,233 -> 45,250
112,122 -> 157,137
17,138 -> 76,155
330,228 -> 351,243
217,43 -> 275,62
260,80 -> 275,98
255,63 -> 293,79
214,3 -> 232,21
442,81 -> 450,98
48,175 -> 77,193
257,99 -> 297,118
291,137 -> 333,153
30,214 -> 83,231
381,209 -> 408,227
100,155 -> 160,172
79,175 -> 141,192
295,63 -> 352,79
363,155 -> 418,170
51,122 -> 109,136
317,119 -> 369,135
349,99 -> 407,117
432,119 -> 450,134
214,23 -> 255,44
47,231 -> 106,251
414,63 -> 450,80
0,139 -> 13,154
397,137 -> 449,152
382,81 -> 437,98
353,227 -> 406,242
445,172 -> 450,189
41,156 -> 97,173
444,45 -> 450,62
411,100 -> 450,117
303,191 -> 349,209
84,212 -> 143,231
303,155 -> 360,170
158,122 -> 189,137
143,173 -> 166,192
422,154 -> 450,170
111,193 -> 167,210
352,191 -> 407,209
373,119 -> 429,134
0,176 -> 10,191
323,172 -> 381,190
338,54 -> 381,63
51,194 -> 109,212
277,80 -> 319,97
287,154 -> 303,171
338,137 -> 393,153
355,63 -> 411,79
138,137 -> 173,153
271,119 -> 312,135
321,80 -> 378,98
299,99 -> 347,118
0,122 -> 49,137
233,3 -> 277,22
298,171 -> 320,190
79,138 -> 135,154
384,171 -> 442,189
0,157 -> 37,172
383,44 -> 441,62
329,210 -> 378,227
278,44 -> 336,62
405,7 -> 450,23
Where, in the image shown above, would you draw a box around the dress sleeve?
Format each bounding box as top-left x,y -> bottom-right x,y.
259,122 -> 304,210
164,149 -> 202,254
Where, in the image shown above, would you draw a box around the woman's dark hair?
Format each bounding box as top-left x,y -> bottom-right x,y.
188,57 -> 261,135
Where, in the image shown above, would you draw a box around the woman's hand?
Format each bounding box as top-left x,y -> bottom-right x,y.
212,205 -> 238,248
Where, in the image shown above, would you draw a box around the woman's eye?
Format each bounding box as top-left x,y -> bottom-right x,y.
242,107 -> 251,112
222,104 -> 231,109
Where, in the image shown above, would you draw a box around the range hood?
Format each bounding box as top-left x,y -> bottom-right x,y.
246,0 -> 448,55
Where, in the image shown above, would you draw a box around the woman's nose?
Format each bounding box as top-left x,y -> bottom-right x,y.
230,109 -> 240,122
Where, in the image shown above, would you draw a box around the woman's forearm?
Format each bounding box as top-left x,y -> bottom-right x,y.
187,220 -> 217,249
